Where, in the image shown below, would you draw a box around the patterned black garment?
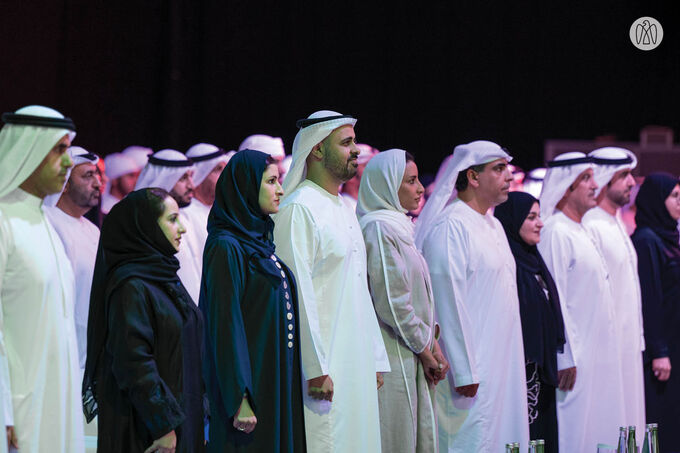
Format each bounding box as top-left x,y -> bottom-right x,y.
495,191 -> 565,453
200,150 -> 306,452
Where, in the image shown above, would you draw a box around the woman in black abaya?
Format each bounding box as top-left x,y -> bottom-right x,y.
83,187 -> 205,453
631,173 -> 680,452
200,149 -> 305,452
494,191 -> 566,452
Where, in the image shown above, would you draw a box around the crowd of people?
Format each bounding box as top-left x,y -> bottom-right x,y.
0,105 -> 679,453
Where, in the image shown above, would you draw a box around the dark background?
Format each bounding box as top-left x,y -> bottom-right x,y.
1,1 -> 677,175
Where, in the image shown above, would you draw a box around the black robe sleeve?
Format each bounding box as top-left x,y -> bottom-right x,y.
633,232 -> 669,360
201,236 -> 255,418
106,280 -> 185,440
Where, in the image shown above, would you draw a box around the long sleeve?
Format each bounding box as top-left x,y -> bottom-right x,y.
422,220 -> 478,387
632,233 -> 668,359
200,238 -> 255,416
364,221 -> 431,354
0,215 -> 13,426
273,204 -> 328,379
106,281 -> 185,440
538,226 -> 577,370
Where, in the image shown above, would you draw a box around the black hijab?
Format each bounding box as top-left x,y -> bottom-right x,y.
82,188 -> 183,421
635,172 -> 680,245
494,191 -> 566,386
207,149 -> 275,257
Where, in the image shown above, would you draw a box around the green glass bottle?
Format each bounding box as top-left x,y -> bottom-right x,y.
627,426 -> 637,453
648,423 -> 659,453
528,440 -> 537,453
535,439 -> 545,453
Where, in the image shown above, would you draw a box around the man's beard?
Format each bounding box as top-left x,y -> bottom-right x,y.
610,190 -> 630,208
72,188 -> 100,209
174,196 -> 191,208
171,189 -> 192,208
323,153 -> 357,183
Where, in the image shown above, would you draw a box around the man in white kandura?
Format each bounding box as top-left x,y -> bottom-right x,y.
583,147 -> 646,435
43,147 -> 102,371
134,149 -> 199,303
273,110 -> 390,452
538,152 -> 626,452
183,143 -> 232,285
416,140 -> 529,453
100,152 -> 140,215
0,106 -> 84,453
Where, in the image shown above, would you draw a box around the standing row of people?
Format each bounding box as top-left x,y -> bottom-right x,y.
2,105 -> 680,452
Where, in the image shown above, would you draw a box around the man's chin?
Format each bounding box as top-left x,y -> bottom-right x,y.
344,169 -> 358,181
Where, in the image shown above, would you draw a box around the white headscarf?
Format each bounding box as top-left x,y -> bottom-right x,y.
121,145 -> 152,168
357,149 -> 415,244
539,151 -> 594,219
415,140 -> 512,247
588,147 -> 638,196
104,153 -> 139,180
238,134 -> 285,159
0,105 -> 77,198
282,110 -> 357,198
134,149 -> 195,192
44,146 -> 99,207
186,143 -> 232,186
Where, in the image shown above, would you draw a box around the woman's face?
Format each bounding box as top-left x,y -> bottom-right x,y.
518,202 -> 543,246
398,161 -> 425,211
157,196 -> 186,252
665,184 -> 680,220
259,164 -> 284,215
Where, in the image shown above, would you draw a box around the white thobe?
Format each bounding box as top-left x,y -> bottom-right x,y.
420,199 -> 529,453
538,211 -> 626,452
176,208 -> 203,305
43,206 -> 100,369
0,189 -> 84,453
583,207 -> 646,434
182,198 -> 211,258
273,180 -> 390,453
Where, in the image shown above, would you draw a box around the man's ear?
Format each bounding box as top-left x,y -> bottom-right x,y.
310,143 -> 323,159
467,169 -> 480,188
